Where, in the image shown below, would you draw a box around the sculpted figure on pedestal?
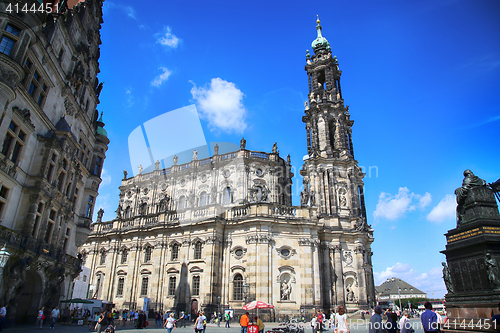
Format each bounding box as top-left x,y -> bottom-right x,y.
486,252 -> 500,290
455,169 -> 487,225
442,262 -> 454,294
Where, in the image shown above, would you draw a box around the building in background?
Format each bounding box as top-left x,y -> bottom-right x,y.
0,0 -> 107,323
376,277 -> 427,303
80,18 -> 375,319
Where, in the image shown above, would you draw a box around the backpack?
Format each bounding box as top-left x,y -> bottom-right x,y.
317,313 -> 323,323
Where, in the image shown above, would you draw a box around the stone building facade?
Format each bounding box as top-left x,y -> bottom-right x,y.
81,18 -> 374,319
0,0 -> 107,322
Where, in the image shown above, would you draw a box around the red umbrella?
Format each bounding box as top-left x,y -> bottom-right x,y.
243,300 -> 275,310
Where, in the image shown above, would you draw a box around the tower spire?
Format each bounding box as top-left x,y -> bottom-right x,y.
311,16 -> 331,53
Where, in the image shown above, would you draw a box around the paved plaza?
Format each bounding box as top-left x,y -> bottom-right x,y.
1,318 -> 428,333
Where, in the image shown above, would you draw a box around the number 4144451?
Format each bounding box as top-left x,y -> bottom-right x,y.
6,3 -> 59,14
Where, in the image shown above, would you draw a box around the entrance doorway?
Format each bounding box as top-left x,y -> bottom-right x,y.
16,270 -> 43,323
191,299 -> 198,315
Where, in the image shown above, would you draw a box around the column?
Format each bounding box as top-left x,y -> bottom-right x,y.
354,245 -> 367,307
333,245 -> 344,306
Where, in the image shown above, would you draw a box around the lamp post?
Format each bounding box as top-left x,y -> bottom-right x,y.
0,245 -> 10,300
398,287 -> 402,311
243,282 -> 249,305
217,296 -> 221,325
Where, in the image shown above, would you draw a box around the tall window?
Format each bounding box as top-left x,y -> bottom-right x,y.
0,24 -> 19,56
194,242 -> 202,260
32,202 -> 44,237
141,277 -> 149,296
0,185 -> 9,219
233,274 -> 243,300
44,209 -> 56,243
171,243 -> 179,261
168,276 -> 176,296
223,187 -> 232,204
46,153 -> 57,183
86,195 -> 95,218
100,251 -> 106,265
121,250 -> 128,264
1,121 -> 26,164
63,227 -> 70,251
93,156 -> 103,176
200,192 -> 209,206
178,196 -> 187,209
144,246 -> 152,263
192,276 -> 200,296
117,277 -> 124,296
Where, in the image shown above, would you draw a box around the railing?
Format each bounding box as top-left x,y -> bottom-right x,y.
180,164 -> 191,170
271,205 -> 296,217
0,226 -> 81,270
220,153 -> 236,161
200,158 -> 212,165
250,152 -> 268,159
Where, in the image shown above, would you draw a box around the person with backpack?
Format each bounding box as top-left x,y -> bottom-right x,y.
316,309 -> 324,333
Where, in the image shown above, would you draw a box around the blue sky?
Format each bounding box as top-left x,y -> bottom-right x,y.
94,0 -> 500,298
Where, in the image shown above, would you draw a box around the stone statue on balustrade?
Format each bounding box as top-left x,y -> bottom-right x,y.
240,137 -> 246,149
115,205 -> 123,219
300,189 -> 309,206
97,208 -> 104,222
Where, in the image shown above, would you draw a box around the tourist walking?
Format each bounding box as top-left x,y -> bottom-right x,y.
95,312 -> 106,333
369,306 -> 384,333
240,312 -> 249,333
164,312 -> 176,333
225,311 -> 231,328
420,302 -> 438,333
36,307 -> 44,329
49,306 -> 60,329
315,310 -> 323,333
178,311 -> 185,327
195,311 -> 206,333
334,305 -> 349,333
386,313 -> 398,333
399,311 -> 412,333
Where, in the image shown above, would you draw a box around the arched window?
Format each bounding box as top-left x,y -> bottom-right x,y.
194,242 -> 202,260
144,246 -> 152,263
233,274 -> 243,300
178,196 -> 187,209
223,187 -> 232,205
192,276 -> 200,296
200,192 -> 209,206
168,276 -> 176,296
171,243 -> 179,261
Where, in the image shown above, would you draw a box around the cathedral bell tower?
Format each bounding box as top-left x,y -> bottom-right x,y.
300,16 -> 367,220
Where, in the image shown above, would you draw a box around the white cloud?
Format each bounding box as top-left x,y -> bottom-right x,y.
419,192 -> 432,209
190,78 -> 247,133
427,194 -> 456,223
100,168 -> 111,187
374,263 -> 446,298
373,187 -> 432,220
151,67 -> 172,87
157,27 -> 180,48
124,6 -> 136,20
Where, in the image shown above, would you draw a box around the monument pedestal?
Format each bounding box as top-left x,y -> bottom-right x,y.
441,185 -> 500,333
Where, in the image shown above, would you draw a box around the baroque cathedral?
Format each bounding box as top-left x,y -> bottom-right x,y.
81,17 -> 375,319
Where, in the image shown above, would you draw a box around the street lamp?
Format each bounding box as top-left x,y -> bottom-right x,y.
398,287 -> 402,311
243,282 -> 249,304
0,245 -> 10,300
217,296 -> 221,324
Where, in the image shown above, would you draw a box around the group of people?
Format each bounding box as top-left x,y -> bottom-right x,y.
239,312 -> 265,333
312,307 -> 349,333
369,302 -> 443,333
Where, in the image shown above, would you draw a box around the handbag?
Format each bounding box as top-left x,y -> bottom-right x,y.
42,315 -> 45,320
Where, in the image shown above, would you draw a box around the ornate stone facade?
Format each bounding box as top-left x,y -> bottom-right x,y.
0,0 -> 107,323
80,18 -> 374,319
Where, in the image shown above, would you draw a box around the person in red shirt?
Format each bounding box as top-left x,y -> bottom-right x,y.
240,312 -> 250,333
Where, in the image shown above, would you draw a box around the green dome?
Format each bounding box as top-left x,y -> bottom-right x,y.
97,126 -> 108,137
96,111 -> 108,137
311,16 -> 331,52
